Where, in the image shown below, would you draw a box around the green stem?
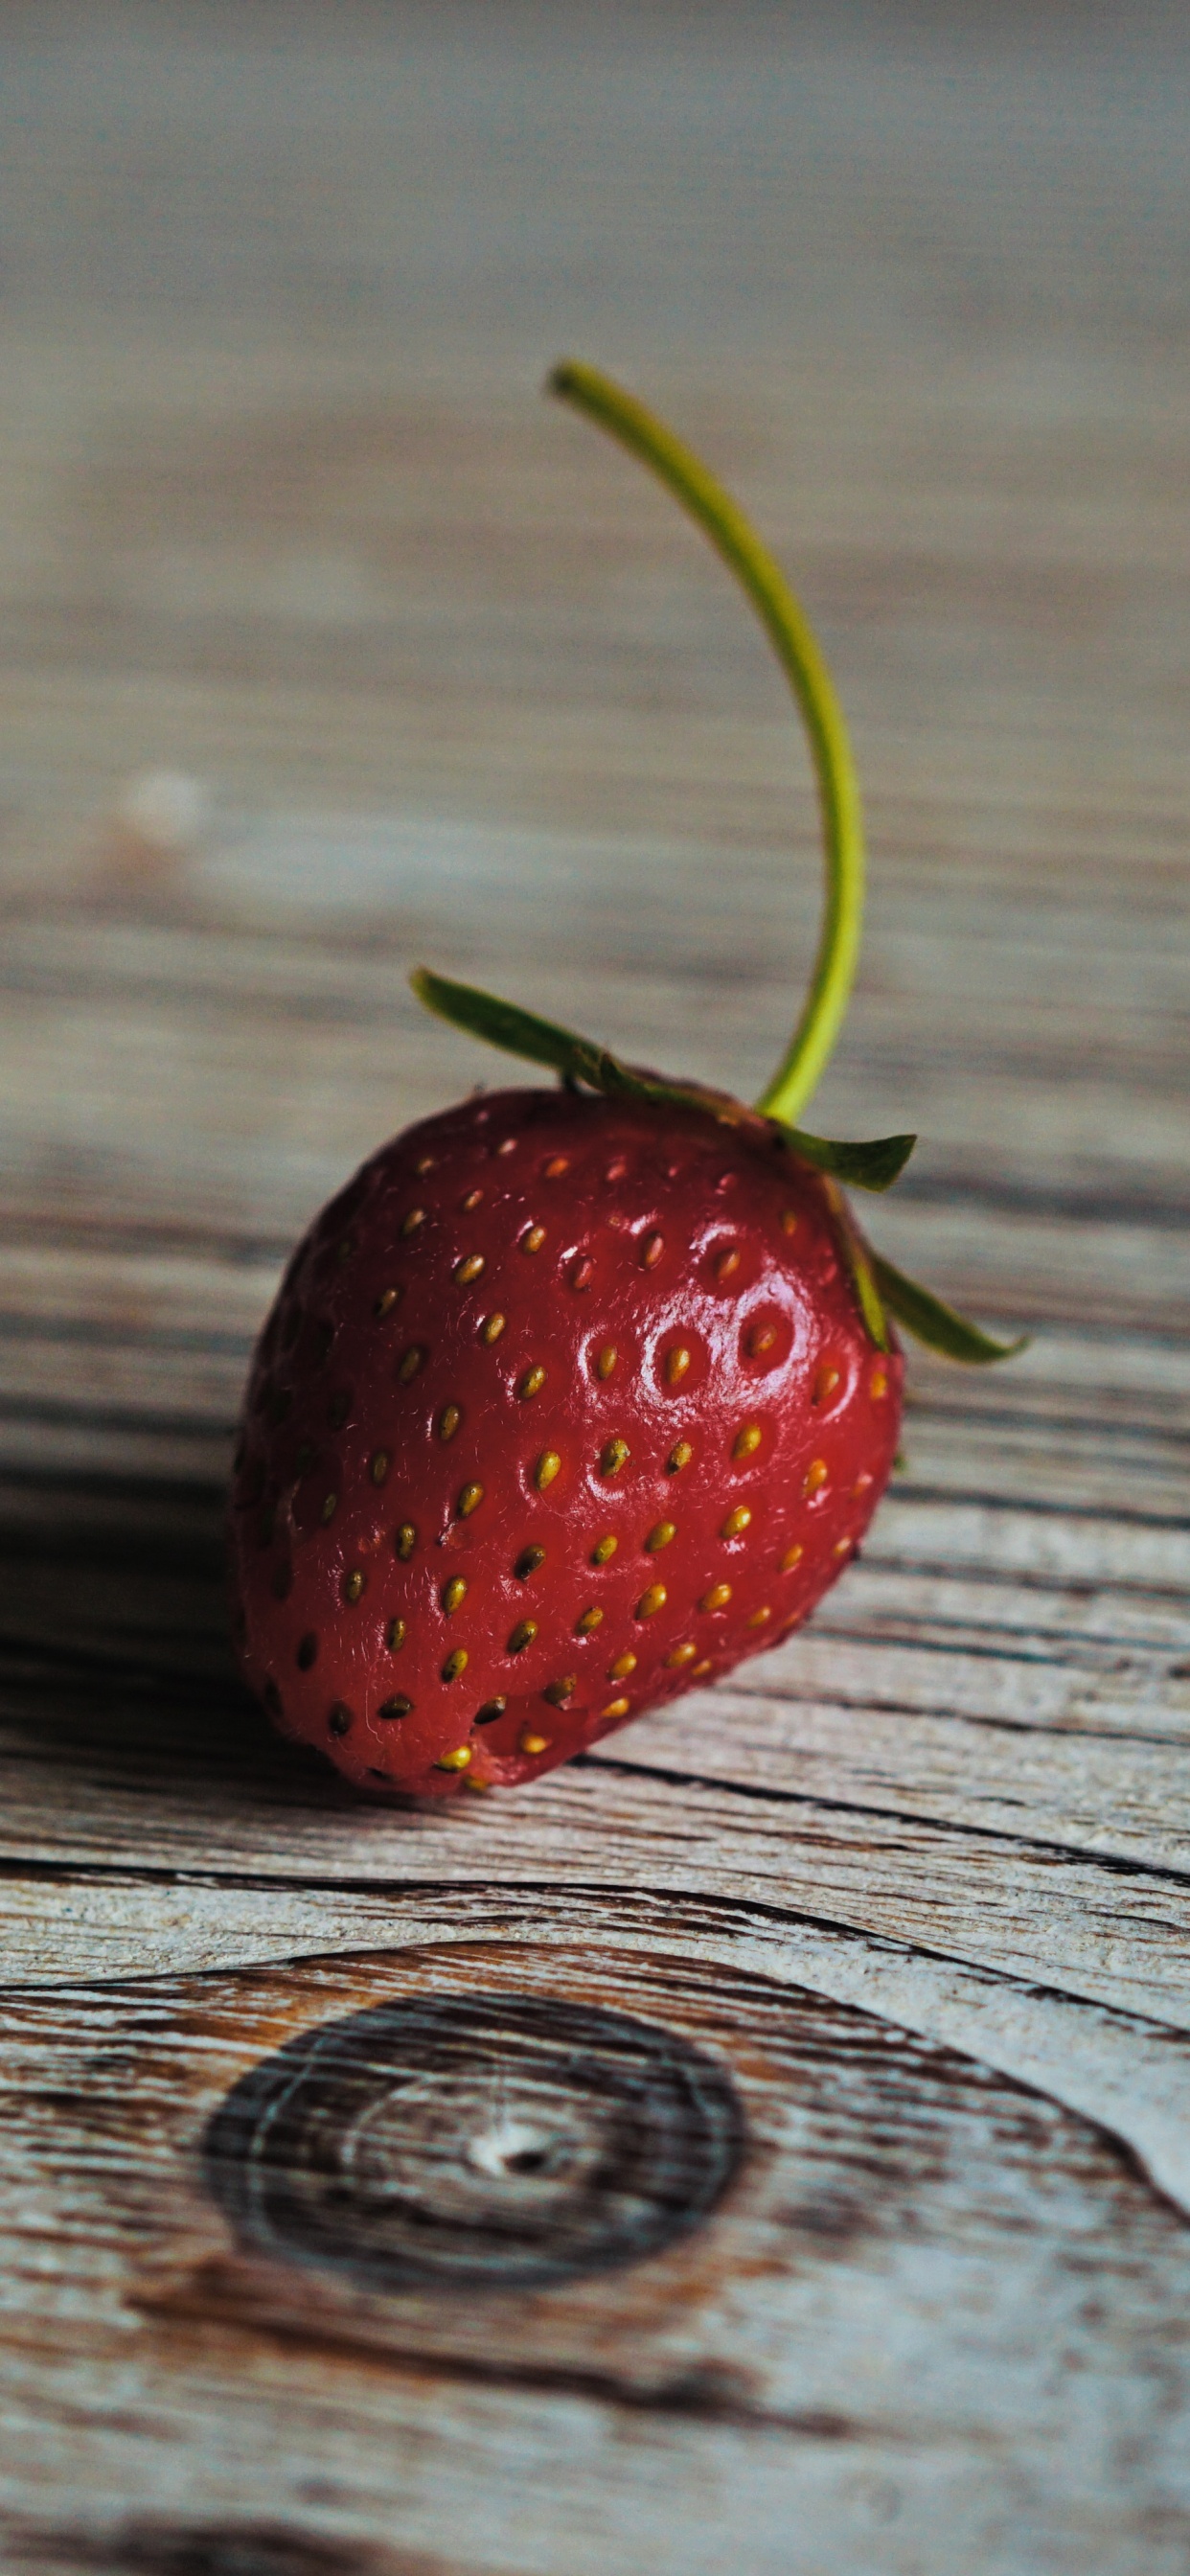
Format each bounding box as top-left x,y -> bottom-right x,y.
548,359 -> 865,1127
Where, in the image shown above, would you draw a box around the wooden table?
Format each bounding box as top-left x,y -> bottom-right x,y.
2,9 -> 1188,2570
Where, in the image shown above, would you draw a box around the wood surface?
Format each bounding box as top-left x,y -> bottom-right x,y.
1,7 -> 1189,2571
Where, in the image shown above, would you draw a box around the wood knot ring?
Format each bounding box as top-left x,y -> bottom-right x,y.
202,1991 -> 744,2290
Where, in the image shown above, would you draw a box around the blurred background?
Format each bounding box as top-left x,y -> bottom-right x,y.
0,0 -> 1185,1323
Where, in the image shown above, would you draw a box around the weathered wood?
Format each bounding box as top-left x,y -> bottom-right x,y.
1,6 -> 1189,2569
5,1940 -> 1190,2574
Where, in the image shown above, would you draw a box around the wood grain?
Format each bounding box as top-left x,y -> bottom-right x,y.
1,6 -> 1188,2570
6,1940 -> 1190,2574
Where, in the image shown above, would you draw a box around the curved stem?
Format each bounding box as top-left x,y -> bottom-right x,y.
548,359 -> 865,1127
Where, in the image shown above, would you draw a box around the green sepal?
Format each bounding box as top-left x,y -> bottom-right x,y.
872,1254 -> 1028,1366
820,1178 -> 890,1353
411,968 -> 612,1092
411,967 -> 914,1191
781,1124 -> 916,1193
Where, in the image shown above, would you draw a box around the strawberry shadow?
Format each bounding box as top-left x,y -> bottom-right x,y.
0,1469 -> 444,1831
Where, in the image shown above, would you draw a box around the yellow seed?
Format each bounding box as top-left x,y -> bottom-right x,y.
803,1458 -> 829,1496
395,1522 -> 417,1561
812,1363 -> 841,1407
601,1697 -> 630,1720
781,1208 -> 798,1236
667,1439 -> 694,1474
496,1136 -> 517,1158
544,1155 -> 569,1179
692,1658 -> 713,1678
609,1651 -> 637,1681
748,1605 -> 772,1627
320,1491 -> 337,1525
747,1321 -> 777,1357
834,1537 -> 853,1559
596,1344 -> 618,1379
522,1224 -> 546,1254
369,1449 -> 390,1486
438,1403 -> 462,1442
436,1744 -> 472,1771
343,1569 -> 365,1604
591,1533 -> 618,1565
646,1520 -> 676,1552
600,1436 -> 630,1476
637,1584 -> 667,1619
386,1616 -> 406,1651
463,1772 -> 490,1791
781,1542 -> 804,1572
733,1422 -> 763,1460
442,1576 -> 468,1616
535,1449 -> 561,1491
454,1253 -> 486,1285
482,1312 -> 507,1345
641,1230 -> 664,1270
442,1647 -> 469,1682
416,1155 -> 436,1176
515,1544 -> 546,1579
575,1605 -> 604,1634
518,1363 -> 546,1400
400,1208 -> 426,1238
721,1505 -> 752,1539
854,1470 -> 874,1495
509,1619 -> 538,1653
457,1481 -> 484,1518
374,1286 -> 400,1319
665,1642 -> 698,1668
542,1674 -> 576,1708
519,1728 -> 550,1756
665,1345 -> 692,1385
399,1346 -> 425,1384
870,1367 -> 888,1399
715,1247 -> 741,1281
461,1187 -> 483,1211
700,1581 -> 731,1613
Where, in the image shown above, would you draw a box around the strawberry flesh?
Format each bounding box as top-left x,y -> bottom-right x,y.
231,1088 -> 903,1798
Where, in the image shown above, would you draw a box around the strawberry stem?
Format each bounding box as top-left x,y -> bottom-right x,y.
548,359 -> 865,1126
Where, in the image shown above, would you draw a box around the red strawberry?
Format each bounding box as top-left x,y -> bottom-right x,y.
231,1086 -> 904,1798
230,360 -> 1020,1800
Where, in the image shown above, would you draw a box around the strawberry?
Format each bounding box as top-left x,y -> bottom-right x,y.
230,362 -> 1021,1800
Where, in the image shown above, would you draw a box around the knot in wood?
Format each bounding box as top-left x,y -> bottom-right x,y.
203,1992 -> 744,2290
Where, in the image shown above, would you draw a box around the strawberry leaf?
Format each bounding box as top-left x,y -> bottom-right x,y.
412,968 -> 755,1124
411,968 -> 608,1090
820,1180 -> 890,1352
780,1126 -> 916,1192
412,967 -> 913,1191
871,1254 -> 1028,1365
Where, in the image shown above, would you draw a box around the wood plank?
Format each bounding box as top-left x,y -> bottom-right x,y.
2,5 -> 1189,2567
5,1940 -> 1190,2574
